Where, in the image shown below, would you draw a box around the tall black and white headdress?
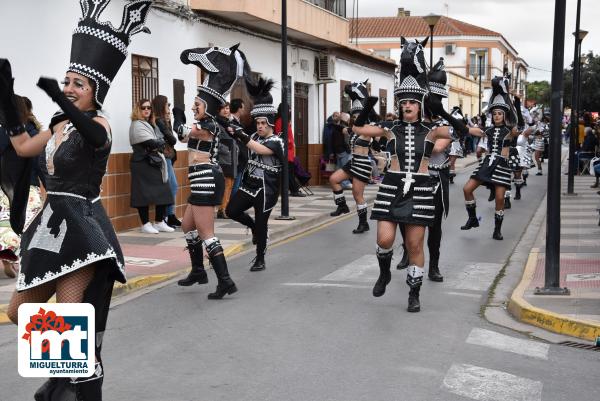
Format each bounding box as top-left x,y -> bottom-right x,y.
248,77 -> 277,126
69,0 -> 153,108
344,79 -> 370,115
180,44 -> 252,118
428,58 -> 448,98
488,75 -> 518,126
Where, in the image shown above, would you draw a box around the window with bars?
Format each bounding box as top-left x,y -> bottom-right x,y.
131,54 -> 159,107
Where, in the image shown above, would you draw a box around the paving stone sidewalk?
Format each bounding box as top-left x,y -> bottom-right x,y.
509,173 -> 600,342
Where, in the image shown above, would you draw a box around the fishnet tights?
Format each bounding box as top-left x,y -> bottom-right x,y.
7,265 -> 96,324
377,221 -> 425,266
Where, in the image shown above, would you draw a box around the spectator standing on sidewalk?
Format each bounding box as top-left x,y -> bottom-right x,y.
331,112 -> 352,189
275,102 -> 305,197
323,112 -> 339,160
153,94 -> 181,227
231,98 -> 247,195
129,99 -> 175,234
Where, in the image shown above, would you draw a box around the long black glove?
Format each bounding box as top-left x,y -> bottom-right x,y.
0,59 -> 25,135
428,95 -> 468,139
37,77 -> 107,148
229,121 -> 251,145
514,96 -> 524,129
354,96 -> 379,127
172,106 -> 186,137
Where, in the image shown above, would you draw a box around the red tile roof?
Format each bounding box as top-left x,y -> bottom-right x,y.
350,16 -> 501,38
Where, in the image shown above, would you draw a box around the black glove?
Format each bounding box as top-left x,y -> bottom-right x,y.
0,59 -> 24,135
354,96 -> 378,127
426,94 -> 445,118
230,124 -> 250,145
514,96 -> 524,128
37,77 -> 108,148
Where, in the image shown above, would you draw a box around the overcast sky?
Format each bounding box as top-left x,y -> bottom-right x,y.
346,0 -> 599,82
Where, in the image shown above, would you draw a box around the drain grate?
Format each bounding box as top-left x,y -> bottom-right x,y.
559,341 -> 600,351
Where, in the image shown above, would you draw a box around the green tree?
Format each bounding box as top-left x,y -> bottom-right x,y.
527,80 -> 551,106
564,51 -> 600,112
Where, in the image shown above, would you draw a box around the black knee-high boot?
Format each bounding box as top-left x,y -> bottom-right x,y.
396,244 -> 409,270
493,211 -> 504,240
35,362 -> 103,401
461,202 -> 479,230
406,265 -> 424,313
352,205 -> 369,234
504,190 -> 511,209
515,184 -> 522,200
205,238 -> 237,299
373,247 -> 393,297
178,231 -> 208,286
330,190 -> 350,216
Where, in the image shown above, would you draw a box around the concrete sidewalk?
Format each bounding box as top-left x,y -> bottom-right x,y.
508,174 -> 600,343
0,155 -> 479,323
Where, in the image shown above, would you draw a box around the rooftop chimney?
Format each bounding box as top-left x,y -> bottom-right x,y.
397,8 -> 411,17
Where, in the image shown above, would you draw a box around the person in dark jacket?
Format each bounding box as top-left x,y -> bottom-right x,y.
129,99 -> 174,234
153,94 -> 181,227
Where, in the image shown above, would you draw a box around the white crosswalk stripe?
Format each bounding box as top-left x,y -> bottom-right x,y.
466,328 -> 550,360
442,363 -> 543,401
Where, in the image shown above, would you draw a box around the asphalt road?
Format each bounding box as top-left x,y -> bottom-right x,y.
1,167 -> 599,401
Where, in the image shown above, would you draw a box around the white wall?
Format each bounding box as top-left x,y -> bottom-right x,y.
1,0 -> 394,153
325,58 -> 395,118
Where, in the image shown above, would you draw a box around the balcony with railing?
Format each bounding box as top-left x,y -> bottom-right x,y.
189,0 -> 349,47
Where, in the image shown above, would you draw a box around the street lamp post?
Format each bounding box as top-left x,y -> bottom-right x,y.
475,50 -> 486,117
535,0 -> 569,296
423,14 -> 441,68
277,0 -> 294,220
567,0 -> 587,195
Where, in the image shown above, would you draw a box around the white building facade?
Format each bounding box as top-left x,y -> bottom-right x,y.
1,0 -> 395,230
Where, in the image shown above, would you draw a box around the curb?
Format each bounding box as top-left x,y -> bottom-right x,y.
507,251 -> 600,342
0,238 -> 254,325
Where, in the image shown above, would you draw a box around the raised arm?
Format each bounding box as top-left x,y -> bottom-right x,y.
37,77 -> 109,148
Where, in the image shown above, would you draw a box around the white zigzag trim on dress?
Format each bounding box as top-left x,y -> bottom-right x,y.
16,248 -> 124,291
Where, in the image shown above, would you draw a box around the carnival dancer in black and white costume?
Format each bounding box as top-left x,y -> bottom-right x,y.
224,78 -> 284,271
173,44 -> 251,297
328,80 -> 375,234
353,37 -> 462,312
461,75 -> 520,240
1,1 -> 152,398
531,114 -> 547,176
508,97 -> 533,201
516,107 -> 535,189
448,106 -> 467,184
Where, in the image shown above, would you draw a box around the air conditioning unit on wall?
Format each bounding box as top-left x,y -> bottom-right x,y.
317,54 -> 336,83
445,43 -> 456,55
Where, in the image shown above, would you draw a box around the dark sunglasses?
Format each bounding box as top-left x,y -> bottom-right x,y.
141,106 -> 152,110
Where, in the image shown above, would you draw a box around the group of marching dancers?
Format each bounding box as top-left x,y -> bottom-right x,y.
327,38 -> 549,313
0,0 -> 551,397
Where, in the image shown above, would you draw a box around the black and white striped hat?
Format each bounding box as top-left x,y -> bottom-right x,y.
68,0 -> 152,108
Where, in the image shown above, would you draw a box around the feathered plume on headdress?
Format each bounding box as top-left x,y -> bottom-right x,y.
248,77 -> 277,126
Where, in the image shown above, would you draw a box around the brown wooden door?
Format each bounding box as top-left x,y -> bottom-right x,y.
294,83 -> 310,169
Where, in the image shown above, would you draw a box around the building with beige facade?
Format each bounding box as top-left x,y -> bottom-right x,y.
350,9 -> 529,116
